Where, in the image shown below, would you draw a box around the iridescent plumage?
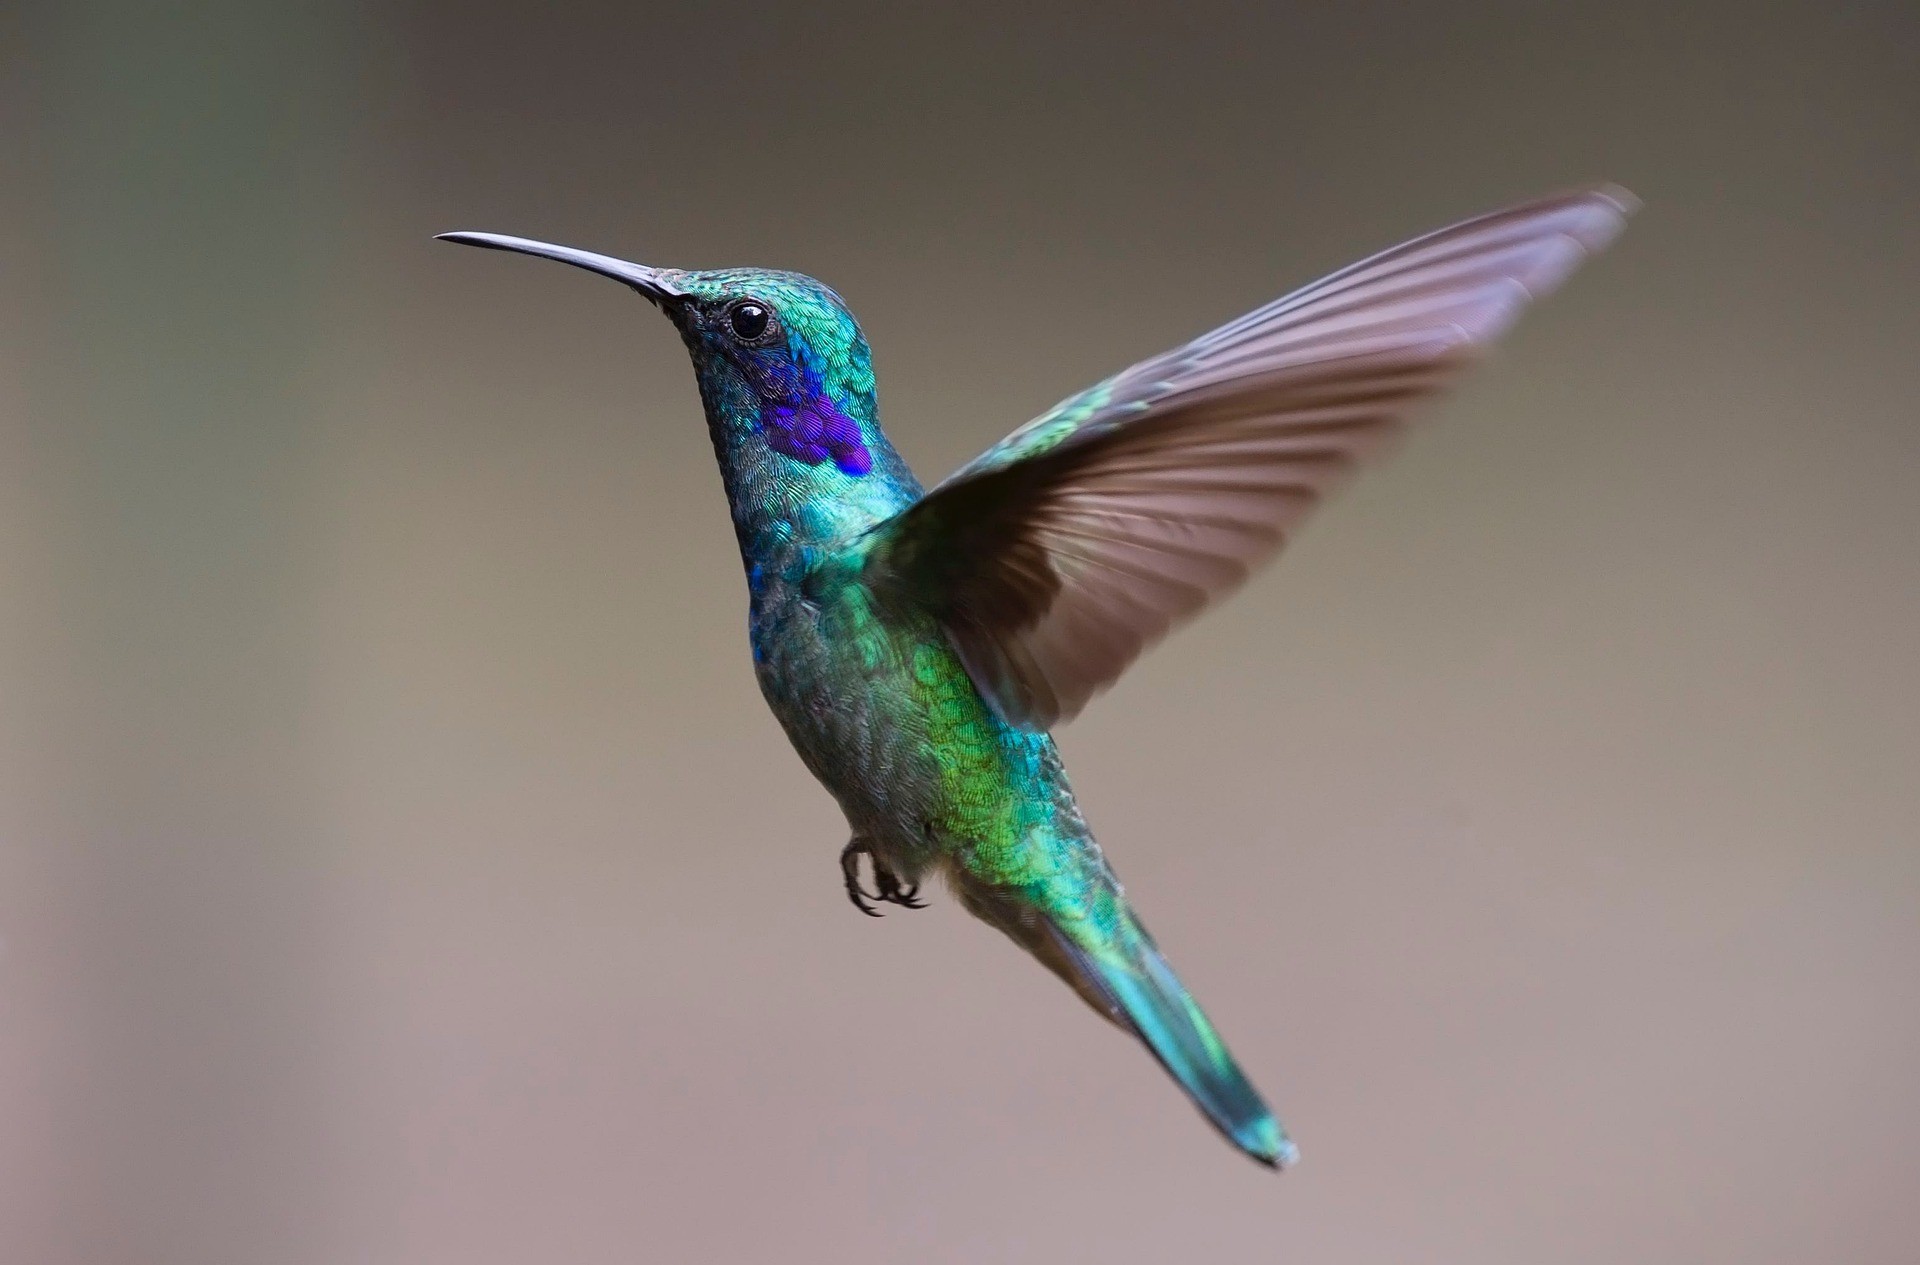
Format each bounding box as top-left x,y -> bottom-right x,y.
438,185 -> 1635,1167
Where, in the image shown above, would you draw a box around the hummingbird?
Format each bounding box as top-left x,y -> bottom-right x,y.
438,185 -> 1634,1167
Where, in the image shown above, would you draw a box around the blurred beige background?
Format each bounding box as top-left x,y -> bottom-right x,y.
4,2 -> 1917,1262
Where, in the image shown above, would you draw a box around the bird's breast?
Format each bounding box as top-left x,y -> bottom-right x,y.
746,572 -> 1082,887
748,576 -> 938,829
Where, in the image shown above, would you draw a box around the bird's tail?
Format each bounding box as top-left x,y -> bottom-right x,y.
963,880 -> 1295,1168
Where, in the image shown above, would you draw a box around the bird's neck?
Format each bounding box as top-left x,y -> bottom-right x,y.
695,375 -> 923,582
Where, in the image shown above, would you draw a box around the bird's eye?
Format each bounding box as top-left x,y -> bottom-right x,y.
726,300 -> 773,342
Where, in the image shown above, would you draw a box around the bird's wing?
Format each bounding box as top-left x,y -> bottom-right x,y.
862,185 -> 1636,730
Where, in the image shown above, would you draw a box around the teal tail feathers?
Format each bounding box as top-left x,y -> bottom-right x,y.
1046,911 -> 1296,1168
956,872 -> 1295,1167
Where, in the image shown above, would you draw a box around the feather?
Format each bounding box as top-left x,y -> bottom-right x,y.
865,185 -> 1636,728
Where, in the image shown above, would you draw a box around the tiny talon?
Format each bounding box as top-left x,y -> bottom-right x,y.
840,839 -> 885,917
870,863 -> 929,911
844,874 -> 882,917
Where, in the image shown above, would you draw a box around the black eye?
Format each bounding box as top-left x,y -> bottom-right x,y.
727,300 -> 772,342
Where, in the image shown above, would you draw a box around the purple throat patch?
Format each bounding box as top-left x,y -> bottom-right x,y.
762,375 -> 872,477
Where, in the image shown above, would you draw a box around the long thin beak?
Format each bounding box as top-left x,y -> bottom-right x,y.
434,231 -> 689,307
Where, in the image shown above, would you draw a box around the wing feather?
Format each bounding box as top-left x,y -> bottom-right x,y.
866,186 -> 1636,728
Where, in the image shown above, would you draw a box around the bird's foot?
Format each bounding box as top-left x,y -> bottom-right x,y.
839,839 -> 927,916
840,839 -> 882,917
871,863 -> 927,910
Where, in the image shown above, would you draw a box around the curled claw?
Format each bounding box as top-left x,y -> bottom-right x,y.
871,863 -> 928,911
840,839 -> 884,917
847,879 -> 882,917
839,838 -> 929,915
840,836 -> 929,913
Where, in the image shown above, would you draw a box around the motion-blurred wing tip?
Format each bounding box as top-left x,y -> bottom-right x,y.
1589,182 -> 1642,215
1563,183 -> 1641,244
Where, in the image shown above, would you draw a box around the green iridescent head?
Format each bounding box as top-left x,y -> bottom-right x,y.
435,232 -> 878,479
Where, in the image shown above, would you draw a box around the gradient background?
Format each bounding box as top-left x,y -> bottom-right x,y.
5,2 -> 1918,1262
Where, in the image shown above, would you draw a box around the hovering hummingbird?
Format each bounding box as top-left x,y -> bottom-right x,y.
439,185 -> 1634,1167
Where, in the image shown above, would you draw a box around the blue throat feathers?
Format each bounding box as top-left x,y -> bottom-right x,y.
760,351 -> 873,477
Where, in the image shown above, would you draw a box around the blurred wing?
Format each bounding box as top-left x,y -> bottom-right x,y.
865,185 -> 1636,729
